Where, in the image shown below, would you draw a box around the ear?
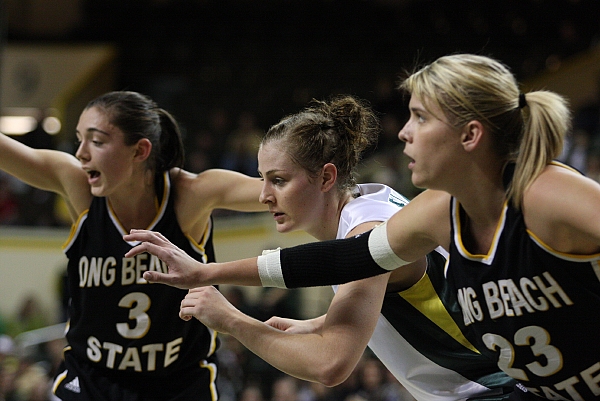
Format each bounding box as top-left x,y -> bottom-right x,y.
461,120 -> 485,152
134,138 -> 152,162
321,163 -> 338,192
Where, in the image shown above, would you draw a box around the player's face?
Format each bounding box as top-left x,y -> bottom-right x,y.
398,95 -> 464,190
75,107 -> 138,197
257,140 -> 326,234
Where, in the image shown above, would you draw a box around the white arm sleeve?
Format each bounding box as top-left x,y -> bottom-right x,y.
368,222 -> 409,271
257,248 -> 287,288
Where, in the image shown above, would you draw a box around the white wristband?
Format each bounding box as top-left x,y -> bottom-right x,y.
257,248 -> 287,288
368,222 -> 409,270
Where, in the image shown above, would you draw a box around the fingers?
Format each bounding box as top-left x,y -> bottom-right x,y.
142,271 -> 170,284
123,230 -> 173,256
129,241 -> 168,259
124,229 -> 166,243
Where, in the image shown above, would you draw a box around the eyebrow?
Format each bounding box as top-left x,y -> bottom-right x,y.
76,127 -> 111,137
409,105 -> 427,114
262,169 -> 286,176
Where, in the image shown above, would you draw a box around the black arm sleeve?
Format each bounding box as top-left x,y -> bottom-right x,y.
279,229 -> 390,288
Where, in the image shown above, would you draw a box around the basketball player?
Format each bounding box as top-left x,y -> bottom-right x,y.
0,91 -> 266,400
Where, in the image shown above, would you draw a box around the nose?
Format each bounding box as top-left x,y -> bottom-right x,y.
75,140 -> 89,162
259,183 -> 274,204
398,121 -> 411,143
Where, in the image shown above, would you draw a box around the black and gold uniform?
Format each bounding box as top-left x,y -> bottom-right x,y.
447,195 -> 600,400
53,172 -> 219,401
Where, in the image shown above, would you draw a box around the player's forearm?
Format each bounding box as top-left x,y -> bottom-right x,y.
225,313 -> 360,386
203,257 -> 263,286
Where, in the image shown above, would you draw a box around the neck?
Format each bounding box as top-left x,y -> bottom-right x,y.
308,189 -> 354,241
109,170 -> 158,232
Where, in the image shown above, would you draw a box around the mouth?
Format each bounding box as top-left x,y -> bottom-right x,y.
85,169 -> 101,183
271,211 -> 285,221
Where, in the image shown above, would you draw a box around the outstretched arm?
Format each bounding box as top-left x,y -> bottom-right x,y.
124,190 -> 449,289
180,273 -> 391,386
124,227 -> 393,289
0,132 -> 91,220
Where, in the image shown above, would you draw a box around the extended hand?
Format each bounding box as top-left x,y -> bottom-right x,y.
123,229 -> 203,289
180,287 -> 240,333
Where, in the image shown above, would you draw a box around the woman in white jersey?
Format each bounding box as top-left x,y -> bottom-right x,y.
126,95 -> 520,400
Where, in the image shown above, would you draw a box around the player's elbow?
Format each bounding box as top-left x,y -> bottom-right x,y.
314,357 -> 355,387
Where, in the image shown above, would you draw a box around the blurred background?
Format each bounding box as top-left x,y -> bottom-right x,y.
1,0 -> 600,400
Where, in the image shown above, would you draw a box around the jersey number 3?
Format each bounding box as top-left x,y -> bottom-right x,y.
116,292 -> 152,339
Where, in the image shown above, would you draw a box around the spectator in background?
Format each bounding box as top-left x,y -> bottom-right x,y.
220,111 -> 263,177
0,172 -> 19,225
344,355 -> 415,401
239,384 -> 265,401
270,376 -> 300,401
5,295 -> 49,339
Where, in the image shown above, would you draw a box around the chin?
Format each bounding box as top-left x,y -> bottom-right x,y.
275,223 -> 295,234
90,186 -> 107,198
411,173 -> 430,190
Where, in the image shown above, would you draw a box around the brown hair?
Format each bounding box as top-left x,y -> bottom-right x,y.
262,95 -> 380,191
86,91 -> 185,174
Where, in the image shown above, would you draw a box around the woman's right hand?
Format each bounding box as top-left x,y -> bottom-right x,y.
124,229 -> 205,289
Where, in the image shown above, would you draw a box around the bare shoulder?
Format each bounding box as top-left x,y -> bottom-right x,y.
387,189 -> 451,260
170,168 -> 263,237
524,164 -> 600,216
170,168 -> 213,237
524,164 -> 600,253
173,168 -> 258,201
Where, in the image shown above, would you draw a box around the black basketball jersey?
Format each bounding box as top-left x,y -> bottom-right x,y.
62,171 -> 217,379
446,196 -> 600,400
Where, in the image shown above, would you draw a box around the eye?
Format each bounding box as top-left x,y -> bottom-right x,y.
272,177 -> 284,186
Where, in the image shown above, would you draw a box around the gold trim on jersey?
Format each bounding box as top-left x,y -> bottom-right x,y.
452,198 -> 508,266
527,229 -> 600,262
62,209 -> 89,250
399,272 -> 480,354
185,218 -> 212,263
551,159 -> 580,173
112,171 -> 170,241
52,369 -> 68,394
200,359 -> 219,401
206,327 -> 218,357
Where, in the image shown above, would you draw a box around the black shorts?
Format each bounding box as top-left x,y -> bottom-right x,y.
52,351 -> 218,401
